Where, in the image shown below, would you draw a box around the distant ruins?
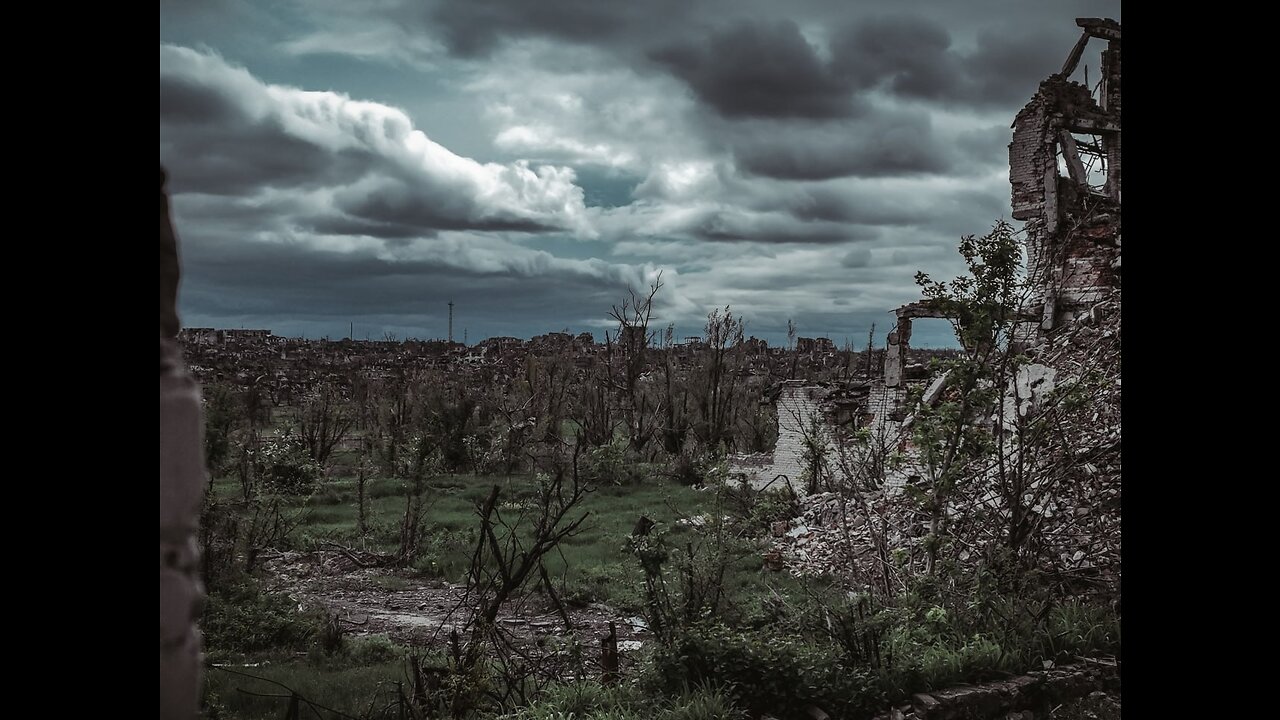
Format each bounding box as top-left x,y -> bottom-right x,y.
733,17 -> 1122,495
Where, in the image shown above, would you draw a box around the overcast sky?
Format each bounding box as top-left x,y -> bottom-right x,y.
160,0 -> 1120,348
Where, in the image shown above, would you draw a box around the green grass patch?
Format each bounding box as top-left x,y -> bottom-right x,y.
209,472 -> 721,611
203,659 -> 405,720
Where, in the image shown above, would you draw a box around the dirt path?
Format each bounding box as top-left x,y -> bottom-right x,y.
262,551 -> 651,657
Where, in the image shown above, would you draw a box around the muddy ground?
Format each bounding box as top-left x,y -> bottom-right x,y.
262,550 -> 651,661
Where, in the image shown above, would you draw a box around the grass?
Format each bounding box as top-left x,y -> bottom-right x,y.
203,660 -> 405,720
203,453 -> 1119,718
210,461 -> 733,612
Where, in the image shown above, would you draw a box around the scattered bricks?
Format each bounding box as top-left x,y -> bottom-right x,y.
895,664 -> 1116,720
763,549 -> 784,572
912,693 -> 942,716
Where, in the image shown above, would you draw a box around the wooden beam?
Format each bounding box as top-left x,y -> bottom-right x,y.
1058,130 -> 1088,185
1076,18 -> 1122,42
1061,31 -> 1092,77
1064,115 -> 1121,134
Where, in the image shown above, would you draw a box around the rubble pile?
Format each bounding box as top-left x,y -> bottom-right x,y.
765,289 -> 1121,592
767,490 -> 924,580
1022,291 -> 1122,588
871,659 -> 1120,720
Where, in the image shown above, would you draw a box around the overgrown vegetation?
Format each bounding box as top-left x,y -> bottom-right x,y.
195,227 -> 1120,719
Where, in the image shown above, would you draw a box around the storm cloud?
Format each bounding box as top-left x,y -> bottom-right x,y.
651,20 -> 862,120
160,0 -> 1120,346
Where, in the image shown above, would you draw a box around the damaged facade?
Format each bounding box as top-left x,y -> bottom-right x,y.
1011,17 -> 1121,343
733,380 -> 908,492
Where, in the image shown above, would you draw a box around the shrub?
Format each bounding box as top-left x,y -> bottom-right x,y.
511,681 -> 637,719
201,580 -> 320,659
1042,601 -> 1121,660
254,437 -> 323,494
746,487 -> 799,530
581,439 -> 644,486
343,634 -> 403,665
650,623 -> 882,720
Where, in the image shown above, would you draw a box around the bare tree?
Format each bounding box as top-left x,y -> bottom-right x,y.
693,305 -> 746,450
296,383 -> 355,466
407,442 -> 592,717
606,272 -> 665,452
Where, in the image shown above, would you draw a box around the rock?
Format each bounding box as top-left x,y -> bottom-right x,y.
787,525 -> 811,538
912,693 -> 941,713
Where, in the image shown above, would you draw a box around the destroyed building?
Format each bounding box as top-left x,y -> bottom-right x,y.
733,17 -> 1122,500
1010,17 -> 1121,343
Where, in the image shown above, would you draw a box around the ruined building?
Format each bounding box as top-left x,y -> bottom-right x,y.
735,18 -> 1122,496
1010,17 -> 1121,343
884,17 -> 1121,385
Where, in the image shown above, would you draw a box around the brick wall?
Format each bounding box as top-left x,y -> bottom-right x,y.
1010,95 -> 1050,221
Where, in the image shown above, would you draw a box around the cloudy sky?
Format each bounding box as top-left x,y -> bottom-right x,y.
160,0 -> 1120,348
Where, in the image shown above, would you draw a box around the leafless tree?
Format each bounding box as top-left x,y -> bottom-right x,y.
297,383 -> 355,467
606,273 -> 665,452
693,305 -> 745,450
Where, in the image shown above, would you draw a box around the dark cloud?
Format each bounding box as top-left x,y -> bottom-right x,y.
830,15 -> 960,99
332,178 -> 557,234
428,0 -> 688,57
160,1 -> 1117,345
963,29 -> 1073,105
785,184 -> 1010,236
841,247 -> 872,268
651,20 -> 860,119
954,124 -> 1013,167
729,112 -> 951,180
830,15 -> 1090,109
685,208 -> 875,245
173,214 -> 654,340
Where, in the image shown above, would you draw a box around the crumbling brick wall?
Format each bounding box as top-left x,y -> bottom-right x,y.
738,382 -> 907,494
767,383 -> 832,489
1009,19 -> 1121,343
1009,94 -> 1052,224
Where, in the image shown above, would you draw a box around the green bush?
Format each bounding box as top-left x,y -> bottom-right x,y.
878,601 -> 1020,695
746,487 -> 799,530
509,681 -> 637,719
662,685 -> 743,720
1042,601 -> 1121,660
582,439 -> 646,486
504,682 -> 741,720
201,581 -> 321,659
311,484 -> 346,505
254,437 -> 323,494
562,562 -> 636,607
343,634 -> 404,665
650,623 -> 882,720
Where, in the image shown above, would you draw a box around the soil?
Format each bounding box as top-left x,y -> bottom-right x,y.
261,550 -> 651,657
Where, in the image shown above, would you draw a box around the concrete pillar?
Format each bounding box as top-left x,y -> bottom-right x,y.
160,340 -> 207,719
160,167 -> 208,719
884,317 -> 912,388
